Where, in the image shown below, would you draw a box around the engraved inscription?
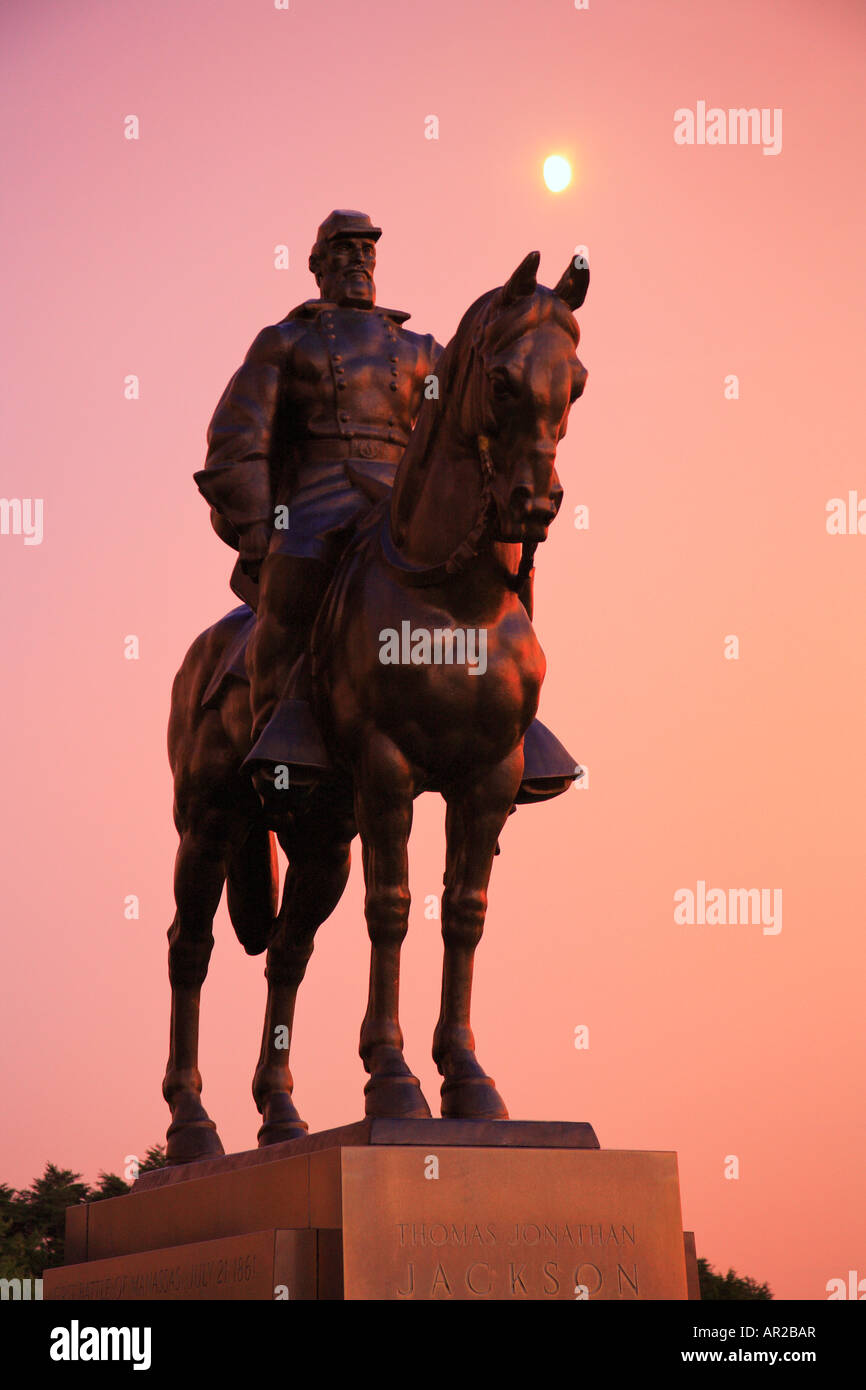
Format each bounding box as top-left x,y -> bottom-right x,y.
392,1220 -> 640,1298
341,1146 -> 688,1301
394,1257 -> 640,1299
397,1221 -> 635,1248
50,1251 -> 260,1301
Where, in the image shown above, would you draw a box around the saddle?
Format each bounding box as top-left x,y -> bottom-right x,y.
200,519 -> 582,804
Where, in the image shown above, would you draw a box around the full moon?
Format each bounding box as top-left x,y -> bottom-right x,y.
543,155 -> 572,193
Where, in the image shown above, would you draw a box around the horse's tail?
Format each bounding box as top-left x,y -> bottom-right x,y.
226,825 -> 279,956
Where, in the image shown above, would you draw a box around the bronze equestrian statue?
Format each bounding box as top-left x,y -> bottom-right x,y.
163,214 -> 589,1163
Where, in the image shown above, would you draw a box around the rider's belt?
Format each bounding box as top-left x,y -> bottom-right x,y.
295,438 -> 405,465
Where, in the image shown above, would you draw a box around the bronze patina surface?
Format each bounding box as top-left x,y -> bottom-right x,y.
162,213 -> 590,1159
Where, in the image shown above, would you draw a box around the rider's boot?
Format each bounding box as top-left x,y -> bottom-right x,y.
243,554 -> 331,822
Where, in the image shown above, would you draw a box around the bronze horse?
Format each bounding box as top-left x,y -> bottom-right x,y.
163,251 -> 589,1162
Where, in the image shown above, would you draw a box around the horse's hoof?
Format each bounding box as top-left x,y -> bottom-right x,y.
441,1075 -> 509,1120
165,1118 -> 225,1164
257,1119 -> 309,1147
364,1072 -> 433,1119
257,1092 -> 309,1147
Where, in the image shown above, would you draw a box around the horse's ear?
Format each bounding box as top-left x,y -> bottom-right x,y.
501,251 -> 540,305
553,255 -> 590,310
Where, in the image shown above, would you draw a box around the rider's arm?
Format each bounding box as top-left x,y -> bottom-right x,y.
194,324 -> 288,561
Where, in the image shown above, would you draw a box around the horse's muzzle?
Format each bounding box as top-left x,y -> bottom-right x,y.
505,485 -> 559,539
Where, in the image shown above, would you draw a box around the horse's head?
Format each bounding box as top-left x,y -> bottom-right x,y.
389,250 -> 589,570
469,251 -> 589,544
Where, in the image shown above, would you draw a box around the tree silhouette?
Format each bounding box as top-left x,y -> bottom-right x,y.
0,1146 -> 167,1278
698,1257 -> 773,1300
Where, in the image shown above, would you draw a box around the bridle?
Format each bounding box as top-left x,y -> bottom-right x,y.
379,431 -> 537,591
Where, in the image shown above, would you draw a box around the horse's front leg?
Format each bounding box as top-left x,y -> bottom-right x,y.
354,732 -> 432,1118
433,749 -> 524,1119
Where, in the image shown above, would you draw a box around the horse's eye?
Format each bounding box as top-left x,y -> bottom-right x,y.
490,373 -> 513,399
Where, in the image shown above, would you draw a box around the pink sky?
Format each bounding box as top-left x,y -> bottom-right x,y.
2,0 -> 864,1299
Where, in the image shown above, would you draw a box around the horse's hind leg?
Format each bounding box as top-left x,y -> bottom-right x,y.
253,826 -> 352,1145
163,824 -> 228,1162
433,752 -> 523,1119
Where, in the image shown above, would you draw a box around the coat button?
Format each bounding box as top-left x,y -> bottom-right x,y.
389,382 -> 398,391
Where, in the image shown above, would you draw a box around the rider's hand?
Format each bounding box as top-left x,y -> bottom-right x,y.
238,521 -> 271,580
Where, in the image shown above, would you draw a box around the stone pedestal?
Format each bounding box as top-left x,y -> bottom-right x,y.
44,1120 -> 697,1301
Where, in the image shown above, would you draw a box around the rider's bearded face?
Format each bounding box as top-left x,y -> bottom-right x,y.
319,237 -> 377,308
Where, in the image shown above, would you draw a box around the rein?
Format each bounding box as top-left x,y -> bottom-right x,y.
380,433 -> 536,591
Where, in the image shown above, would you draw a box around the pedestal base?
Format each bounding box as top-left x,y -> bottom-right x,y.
44,1120 -> 697,1301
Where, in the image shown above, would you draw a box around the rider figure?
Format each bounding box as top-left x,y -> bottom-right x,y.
195,211 -> 443,794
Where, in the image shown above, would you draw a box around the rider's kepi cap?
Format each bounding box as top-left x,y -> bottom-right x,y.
309,210 -> 382,270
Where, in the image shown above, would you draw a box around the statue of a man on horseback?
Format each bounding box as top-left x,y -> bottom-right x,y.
162,224 -> 589,1163
194,210 -> 443,808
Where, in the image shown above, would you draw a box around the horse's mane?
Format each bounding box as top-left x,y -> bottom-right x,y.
389,286 -> 579,544
389,289 -> 496,542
